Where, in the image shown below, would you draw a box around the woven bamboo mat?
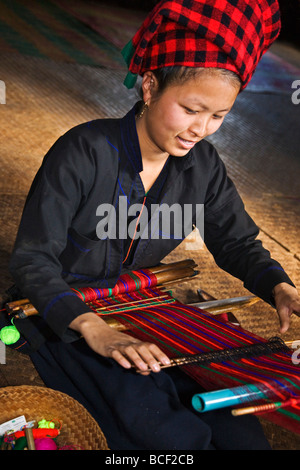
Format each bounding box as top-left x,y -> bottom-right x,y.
0,0 -> 127,68
51,0 -> 147,50
0,2 -> 300,447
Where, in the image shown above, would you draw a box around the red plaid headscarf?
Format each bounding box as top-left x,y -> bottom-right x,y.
122,0 -> 281,89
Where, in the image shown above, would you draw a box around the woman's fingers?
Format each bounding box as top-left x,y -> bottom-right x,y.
110,349 -> 134,370
73,315 -> 171,373
110,341 -> 171,373
273,283 -> 300,333
146,343 -> 171,367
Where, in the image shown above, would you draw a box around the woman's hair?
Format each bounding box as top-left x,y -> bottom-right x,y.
144,66 -> 242,97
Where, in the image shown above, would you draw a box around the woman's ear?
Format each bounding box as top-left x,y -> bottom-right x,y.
141,71 -> 157,105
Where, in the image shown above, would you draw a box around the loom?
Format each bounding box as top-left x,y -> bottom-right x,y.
5,259 -> 300,435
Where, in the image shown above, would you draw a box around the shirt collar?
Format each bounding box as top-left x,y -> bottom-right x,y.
119,102 -> 143,174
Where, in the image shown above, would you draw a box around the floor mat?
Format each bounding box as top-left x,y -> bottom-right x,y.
52,0 -> 147,50
0,2 -> 300,450
0,0 -> 125,68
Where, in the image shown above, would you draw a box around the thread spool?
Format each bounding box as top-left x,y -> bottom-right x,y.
34,438 -> 57,450
0,323 -> 20,345
38,419 -> 55,429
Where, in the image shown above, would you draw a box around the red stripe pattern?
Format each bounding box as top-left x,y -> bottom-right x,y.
72,269 -> 158,301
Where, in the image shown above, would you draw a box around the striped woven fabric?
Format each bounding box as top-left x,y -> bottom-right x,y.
115,302 -> 300,433
72,269 -> 159,302
74,269 -> 300,435
76,287 -> 176,315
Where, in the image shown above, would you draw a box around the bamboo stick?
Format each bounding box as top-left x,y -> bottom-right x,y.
154,267 -> 198,284
231,402 -> 280,416
231,396 -> 300,417
146,259 -> 197,273
25,428 -> 36,450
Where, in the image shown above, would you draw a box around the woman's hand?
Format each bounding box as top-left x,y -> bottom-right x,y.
69,312 -> 171,373
273,283 -> 300,333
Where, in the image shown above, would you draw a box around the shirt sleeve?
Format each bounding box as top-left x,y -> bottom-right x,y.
203,150 -> 294,304
9,129 -> 97,341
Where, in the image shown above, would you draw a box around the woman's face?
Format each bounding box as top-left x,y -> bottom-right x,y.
138,70 -> 240,158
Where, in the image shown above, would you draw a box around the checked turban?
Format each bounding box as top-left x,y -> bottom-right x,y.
122,0 -> 281,90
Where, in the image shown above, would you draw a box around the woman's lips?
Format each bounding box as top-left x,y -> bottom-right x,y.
176,136 -> 197,149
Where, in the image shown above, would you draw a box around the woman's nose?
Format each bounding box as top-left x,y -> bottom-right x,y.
189,117 -> 209,138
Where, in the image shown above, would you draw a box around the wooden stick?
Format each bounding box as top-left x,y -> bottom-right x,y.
285,339 -> 300,348
25,428 -> 35,450
156,273 -> 199,287
232,396 -> 300,417
231,402 -> 280,416
148,266 -> 198,284
146,259 -> 197,273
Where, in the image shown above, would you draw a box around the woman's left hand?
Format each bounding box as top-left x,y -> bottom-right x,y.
273,283 -> 300,333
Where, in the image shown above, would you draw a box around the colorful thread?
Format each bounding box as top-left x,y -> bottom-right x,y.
0,319 -> 20,345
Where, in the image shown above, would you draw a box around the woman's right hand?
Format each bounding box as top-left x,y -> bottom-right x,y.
69,312 -> 171,374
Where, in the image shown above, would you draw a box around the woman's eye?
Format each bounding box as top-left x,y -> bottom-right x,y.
184,107 -> 198,114
213,114 -> 224,120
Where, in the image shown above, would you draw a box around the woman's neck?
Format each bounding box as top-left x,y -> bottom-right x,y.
136,116 -> 169,193
136,115 -> 168,161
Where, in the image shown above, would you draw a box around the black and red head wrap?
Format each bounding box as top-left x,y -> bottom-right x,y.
122,0 -> 281,90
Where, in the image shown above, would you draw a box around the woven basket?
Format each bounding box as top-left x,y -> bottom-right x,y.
0,386 -> 109,450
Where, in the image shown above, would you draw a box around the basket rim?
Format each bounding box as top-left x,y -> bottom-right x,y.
0,385 -> 109,450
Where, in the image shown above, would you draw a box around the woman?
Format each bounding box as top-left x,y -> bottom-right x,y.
5,0 -> 300,450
